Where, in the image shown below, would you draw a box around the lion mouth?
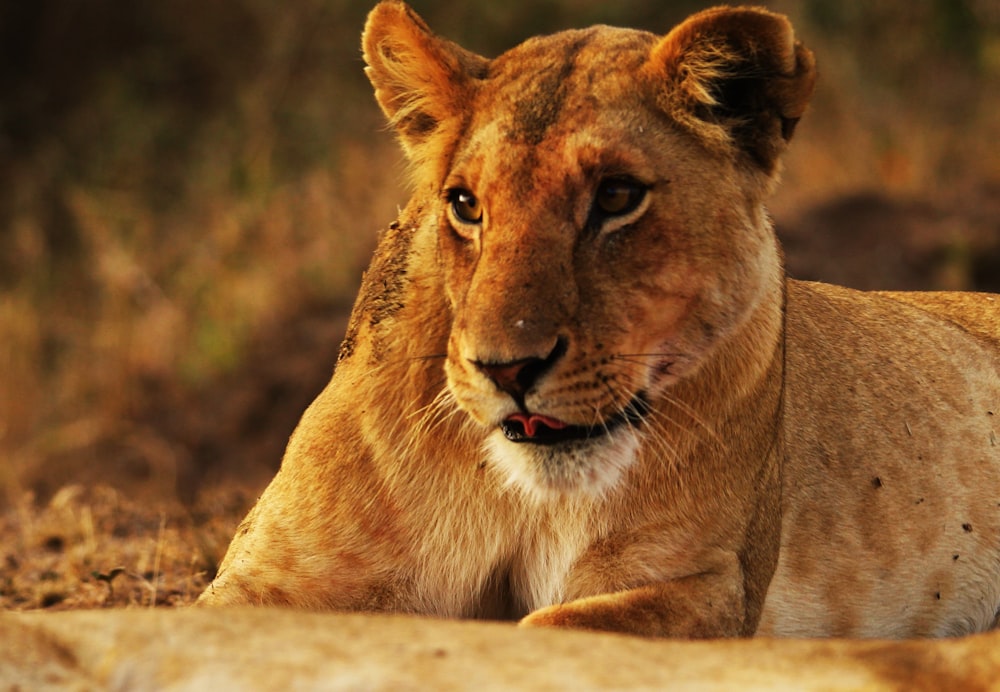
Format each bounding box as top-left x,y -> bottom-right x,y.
499,395 -> 651,446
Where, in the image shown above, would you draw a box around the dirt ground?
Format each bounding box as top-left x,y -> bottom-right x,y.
2,185 -> 999,612
0,484 -> 252,610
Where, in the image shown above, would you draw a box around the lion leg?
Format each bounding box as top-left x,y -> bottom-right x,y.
520,573 -> 747,639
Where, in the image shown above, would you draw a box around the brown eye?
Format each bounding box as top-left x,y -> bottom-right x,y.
594,177 -> 647,217
448,188 -> 483,225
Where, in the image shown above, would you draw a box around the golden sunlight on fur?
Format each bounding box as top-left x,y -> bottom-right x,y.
198,1 -> 1000,640
4,609 -> 1000,689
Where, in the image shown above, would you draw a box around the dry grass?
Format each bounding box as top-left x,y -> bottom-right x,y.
0,484 -> 253,610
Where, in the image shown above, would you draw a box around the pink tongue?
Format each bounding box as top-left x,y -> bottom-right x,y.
506,413 -> 569,437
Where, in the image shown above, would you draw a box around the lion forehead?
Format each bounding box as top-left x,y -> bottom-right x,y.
477,27 -> 657,146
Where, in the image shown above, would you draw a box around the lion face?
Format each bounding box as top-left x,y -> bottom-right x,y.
438,38 -> 776,496
364,4 -> 815,497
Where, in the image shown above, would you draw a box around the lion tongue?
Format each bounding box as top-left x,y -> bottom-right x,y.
505,413 -> 569,438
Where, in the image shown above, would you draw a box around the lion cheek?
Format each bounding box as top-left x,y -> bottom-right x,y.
616,291 -> 705,385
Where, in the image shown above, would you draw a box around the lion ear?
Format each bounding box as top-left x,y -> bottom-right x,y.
362,1 -> 488,164
645,7 -> 816,173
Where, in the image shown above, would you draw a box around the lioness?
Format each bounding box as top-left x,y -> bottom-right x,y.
199,2 -> 1000,639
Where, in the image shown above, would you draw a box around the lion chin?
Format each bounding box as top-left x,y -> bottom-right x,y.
485,423 -> 643,501
476,394 -> 655,499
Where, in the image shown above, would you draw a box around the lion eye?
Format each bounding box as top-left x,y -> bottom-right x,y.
594,177 -> 647,217
448,188 -> 483,225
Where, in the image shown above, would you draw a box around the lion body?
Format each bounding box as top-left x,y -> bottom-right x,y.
199,2 -> 1000,639
767,284 -> 1000,636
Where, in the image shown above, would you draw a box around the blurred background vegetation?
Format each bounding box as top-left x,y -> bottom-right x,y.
2,0 -> 999,508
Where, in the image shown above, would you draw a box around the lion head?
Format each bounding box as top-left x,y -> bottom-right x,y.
363,3 -> 815,498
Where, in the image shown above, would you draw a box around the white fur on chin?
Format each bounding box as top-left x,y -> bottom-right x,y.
484,428 -> 642,503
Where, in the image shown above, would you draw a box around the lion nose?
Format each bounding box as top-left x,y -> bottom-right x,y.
473,337 -> 568,401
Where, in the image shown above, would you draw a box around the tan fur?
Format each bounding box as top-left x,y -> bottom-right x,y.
6,609 -> 1000,689
198,2 -> 1000,640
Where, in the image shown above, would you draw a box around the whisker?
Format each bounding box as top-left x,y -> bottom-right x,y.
644,422 -> 683,468
603,355 -> 722,447
596,358 -> 726,461
414,387 -> 461,438
597,379 -> 622,438
405,377 -> 452,420
659,393 -> 723,446
612,352 -> 685,360
399,390 -> 458,461
604,380 -> 684,468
